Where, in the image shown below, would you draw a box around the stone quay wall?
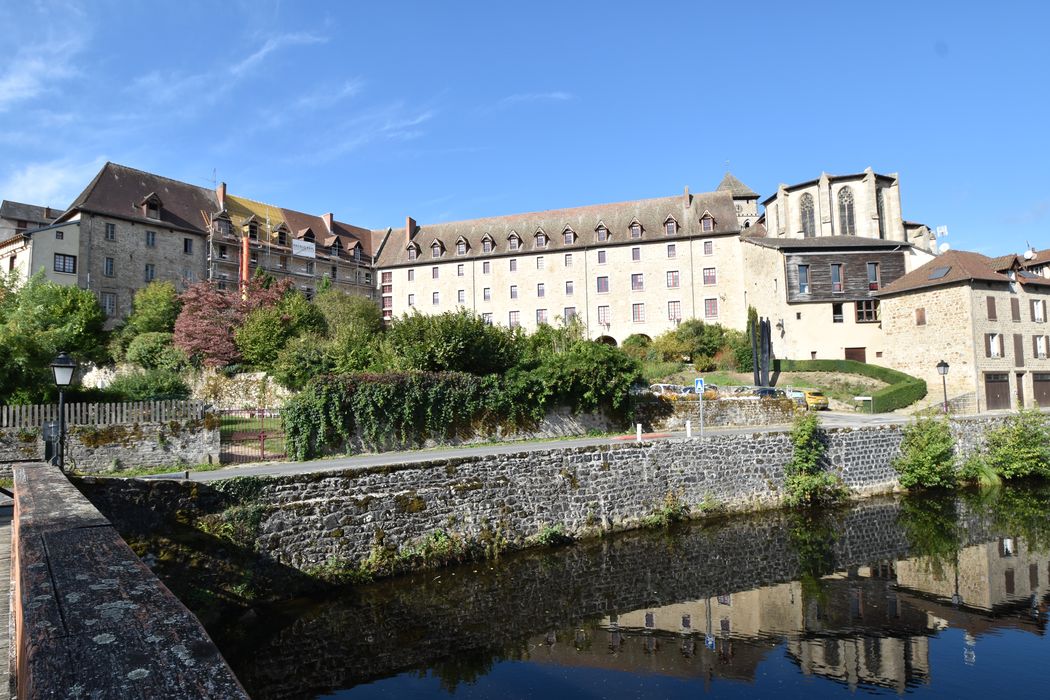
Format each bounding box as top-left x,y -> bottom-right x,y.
10,462 -> 247,698
0,418 -> 219,474
646,396 -> 799,432
78,415 -> 1013,577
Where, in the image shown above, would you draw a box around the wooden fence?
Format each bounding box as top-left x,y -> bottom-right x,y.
0,400 -> 208,429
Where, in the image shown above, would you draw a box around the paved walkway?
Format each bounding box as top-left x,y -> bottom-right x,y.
0,500 -> 11,700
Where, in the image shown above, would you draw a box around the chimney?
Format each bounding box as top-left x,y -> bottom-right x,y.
322,212 -> 334,233
216,182 -> 226,209
684,186 -> 691,207
406,216 -> 416,243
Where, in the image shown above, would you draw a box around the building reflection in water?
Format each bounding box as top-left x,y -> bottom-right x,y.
528,540 -> 1049,694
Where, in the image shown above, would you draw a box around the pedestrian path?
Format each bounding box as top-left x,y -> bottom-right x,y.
0,500 -> 11,700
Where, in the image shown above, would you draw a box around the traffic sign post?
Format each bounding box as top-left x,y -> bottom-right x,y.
695,378 -> 705,439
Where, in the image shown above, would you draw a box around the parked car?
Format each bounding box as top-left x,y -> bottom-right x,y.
649,383 -> 685,397
803,390 -> 829,410
754,387 -> 787,399
785,389 -> 807,407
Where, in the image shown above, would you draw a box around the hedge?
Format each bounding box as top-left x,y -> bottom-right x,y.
772,359 -> 927,413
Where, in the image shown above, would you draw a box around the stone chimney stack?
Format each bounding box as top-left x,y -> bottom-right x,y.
406,216 -> 416,243
216,182 -> 226,209
684,186 -> 691,207
322,212 -> 334,232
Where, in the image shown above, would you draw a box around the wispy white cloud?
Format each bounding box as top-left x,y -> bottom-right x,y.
293,78 -> 364,110
499,91 -> 574,105
0,36 -> 84,111
230,31 -> 327,77
316,106 -> 436,161
0,156 -> 107,208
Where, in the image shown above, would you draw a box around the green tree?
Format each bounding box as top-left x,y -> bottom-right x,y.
386,309 -> 520,375
313,290 -> 383,337
124,332 -> 189,372
893,416 -> 957,489
111,281 -> 182,359
0,273 -> 108,403
272,334 -> 335,390
784,413 -> 847,507
235,291 -> 326,370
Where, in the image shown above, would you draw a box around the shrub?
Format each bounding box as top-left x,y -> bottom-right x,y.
773,359 -> 926,412
272,334 -> 334,390
125,332 -> 188,372
893,416 -> 957,489
386,310 -> 520,376
108,369 -> 190,400
313,290 -> 383,337
621,334 -> 653,361
979,408 -> 1050,480
234,291 -> 326,370
784,413 -> 847,507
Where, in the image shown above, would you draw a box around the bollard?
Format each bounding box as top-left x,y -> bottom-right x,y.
686,420 -> 692,438
636,423 -> 642,442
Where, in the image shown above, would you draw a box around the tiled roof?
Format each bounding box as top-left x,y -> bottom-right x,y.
224,194 -> 376,257
0,200 -> 61,224
716,172 -> 759,198
877,249 -> 1013,296
744,236 -> 910,251
60,162 -> 217,234
375,190 -> 740,268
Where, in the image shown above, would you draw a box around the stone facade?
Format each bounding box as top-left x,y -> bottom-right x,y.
79,416 -> 1014,575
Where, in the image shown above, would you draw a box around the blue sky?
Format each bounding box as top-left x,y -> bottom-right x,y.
1,1 -> 1047,255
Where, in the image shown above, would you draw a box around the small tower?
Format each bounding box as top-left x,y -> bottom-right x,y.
716,172 -> 760,229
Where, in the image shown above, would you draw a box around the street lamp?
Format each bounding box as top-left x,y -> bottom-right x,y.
936,360 -> 949,414
50,351 -> 76,472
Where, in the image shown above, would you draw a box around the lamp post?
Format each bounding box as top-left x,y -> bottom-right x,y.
936,360 -> 949,414
50,351 -> 76,472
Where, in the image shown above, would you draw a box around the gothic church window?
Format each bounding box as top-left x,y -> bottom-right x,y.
838,187 -> 856,235
800,193 -> 816,238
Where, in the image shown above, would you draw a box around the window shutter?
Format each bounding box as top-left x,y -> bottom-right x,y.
987,296 -> 997,320
999,334 -> 1005,357
985,334 -> 992,358
916,308 -> 926,325
1011,297 -> 1021,321
1035,335 -> 1040,358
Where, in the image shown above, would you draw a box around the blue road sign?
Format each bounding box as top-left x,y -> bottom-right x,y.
694,378 -> 705,393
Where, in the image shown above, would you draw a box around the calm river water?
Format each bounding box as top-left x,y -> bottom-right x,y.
208,486 -> 1050,699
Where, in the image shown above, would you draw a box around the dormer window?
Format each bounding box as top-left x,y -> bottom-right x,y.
664,219 -> 678,236
701,214 -> 714,232
278,232 -> 288,246
563,229 -> 576,245
303,231 -> 315,243
482,236 -> 494,253
456,238 -> 468,255
408,244 -> 419,260
630,223 -> 642,239
432,241 -> 443,258
596,225 -> 609,242
215,218 -> 230,235
535,231 -> 548,248
508,233 -> 521,251
353,246 -> 362,261
248,223 -> 258,240
331,243 -> 341,256
140,193 -> 162,220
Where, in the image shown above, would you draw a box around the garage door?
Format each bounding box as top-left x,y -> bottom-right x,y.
845,347 -> 867,363
985,373 -> 1011,410
1035,373 -> 1050,407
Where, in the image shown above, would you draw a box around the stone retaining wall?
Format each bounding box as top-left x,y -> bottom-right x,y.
78,415 -> 1019,580
11,462 -> 247,698
646,396 -> 799,431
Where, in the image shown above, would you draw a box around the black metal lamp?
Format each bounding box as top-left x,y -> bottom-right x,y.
936,360 -> 949,414
49,351 -> 76,472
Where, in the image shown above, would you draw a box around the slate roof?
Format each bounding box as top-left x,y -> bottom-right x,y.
744,236 -> 910,251
59,162 -> 217,234
716,172 -> 759,198
223,193 -> 376,258
0,200 -> 61,225
877,249 -> 1050,296
374,190 -> 741,268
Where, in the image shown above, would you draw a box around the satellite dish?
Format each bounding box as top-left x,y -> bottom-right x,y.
1024,249 -> 1036,260
939,242 -> 951,253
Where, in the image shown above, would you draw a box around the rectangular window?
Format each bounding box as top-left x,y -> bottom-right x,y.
701,217 -> 713,232
703,267 -> 717,285
250,251 -> 259,264
183,238 -> 193,254
668,300 -> 682,321
667,243 -> 676,258
564,253 -> 572,267
563,231 -> 574,245
408,247 -> 418,260
916,307 -> 926,325
596,227 -> 609,242
381,297 -> 393,310
704,298 -> 719,319
509,259 -> 517,272
630,224 -> 642,239
1035,335 -> 1047,359
145,230 -> 156,247
456,241 -> 466,255
405,269 -> 414,282
432,244 -> 441,258
509,237 -> 520,251
867,262 -> 881,290
457,263 -> 464,277
987,296 -> 997,320
144,263 -> 155,282
565,280 -> 574,295
482,239 -> 493,253
104,222 -> 116,240
432,266 -> 439,279
667,270 -> 680,288
382,271 -> 392,283
703,240 -> 713,255
537,283 -> 545,298
631,273 -> 644,291
632,303 -> 645,322
665,220 -> 677,236
55,230 -> 64,240
798,264 -> 810,294
457,289 -> 466,304
598,305 -> 610,325
305,261 -> 314,274
510,285 -> 518,299
508,310 -> 520,328
856,299 -> 880,323
53,253 -> 76,274
1033,299 -> 1047,323
597,276 -> 609,293
100,292 -> 116,317
536,256 -> 544,270
331,266 -> 337,279
986,333 -> 1004,358
408,293 -> 415,306
597,250 -> 607,264
483,287 -> 491,301
831,263 -> 843,292
559,307 -> 575,322
432,291 -> 440,305
631,247 -> 641,261
482,312 -> 493,325
833,302 -> 844,323
381,284 -> 393,294
536,308 -> 548,325
219,245 -> 229,259
104,257 -> 114,277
